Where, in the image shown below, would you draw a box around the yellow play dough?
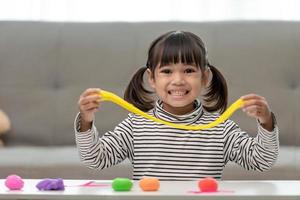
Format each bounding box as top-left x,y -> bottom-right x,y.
100,90 -> 244,131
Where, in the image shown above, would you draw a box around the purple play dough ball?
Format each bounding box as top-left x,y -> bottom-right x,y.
36,178 -> 65,191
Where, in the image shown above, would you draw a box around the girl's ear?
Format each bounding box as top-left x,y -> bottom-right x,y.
202,67 -> 211,87
147,69 -> 156,89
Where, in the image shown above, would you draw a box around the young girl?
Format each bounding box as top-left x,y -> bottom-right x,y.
75,31 -> 279,180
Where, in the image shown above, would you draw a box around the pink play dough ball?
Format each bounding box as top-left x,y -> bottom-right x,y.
5,175 -> 24,190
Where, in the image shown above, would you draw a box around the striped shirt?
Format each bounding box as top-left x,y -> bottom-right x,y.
74,99 -> 279,180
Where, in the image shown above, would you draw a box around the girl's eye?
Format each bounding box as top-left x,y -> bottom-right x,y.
161,69 -> 172,74
185,68 -> 196,73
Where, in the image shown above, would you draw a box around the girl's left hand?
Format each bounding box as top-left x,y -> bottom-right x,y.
240,94 -> 273,130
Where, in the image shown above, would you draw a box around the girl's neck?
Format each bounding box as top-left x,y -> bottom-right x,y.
162,101 -> 196,115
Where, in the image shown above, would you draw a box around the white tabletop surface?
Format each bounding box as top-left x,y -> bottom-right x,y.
1,179 -> 300,200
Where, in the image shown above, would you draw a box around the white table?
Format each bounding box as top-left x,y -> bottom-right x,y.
0,179 -> 300,200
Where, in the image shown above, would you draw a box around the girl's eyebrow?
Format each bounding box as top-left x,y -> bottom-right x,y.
183,65 -> 198,69
159,65 -> 171,68
184,64 -> 197,67
158,64 -> 198,69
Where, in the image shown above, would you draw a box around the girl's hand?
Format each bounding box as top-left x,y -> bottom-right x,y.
241,94 -> 274,131
78,88 -> 102,123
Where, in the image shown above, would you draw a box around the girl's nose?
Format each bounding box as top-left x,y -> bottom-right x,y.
171,72 -> 185,85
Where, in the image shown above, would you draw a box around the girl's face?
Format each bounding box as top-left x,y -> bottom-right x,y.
148,62 -> 208,115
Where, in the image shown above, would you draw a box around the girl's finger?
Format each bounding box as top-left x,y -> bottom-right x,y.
81,101 -> 100,111
81,88 -> 101,98
244,108 -> 261,117
242,99 -> 266,108
241,94 -> 265,101
80,95 -> 101,105
243,104 -> 261,112
245,111 -> 259,118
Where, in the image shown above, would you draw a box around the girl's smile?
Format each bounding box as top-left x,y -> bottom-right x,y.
168,89 -> 189,96
167,89 -> 190,102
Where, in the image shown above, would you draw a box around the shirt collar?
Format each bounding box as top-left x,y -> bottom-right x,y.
152,99 -> 203,125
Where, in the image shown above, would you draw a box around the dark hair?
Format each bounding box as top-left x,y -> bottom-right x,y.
124,31 -> 228,113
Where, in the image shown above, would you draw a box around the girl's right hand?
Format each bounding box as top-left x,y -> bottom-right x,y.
78,88 -> 102,123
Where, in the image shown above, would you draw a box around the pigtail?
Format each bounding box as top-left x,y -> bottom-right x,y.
203,63 -> 228,113
124,66 -> 154,112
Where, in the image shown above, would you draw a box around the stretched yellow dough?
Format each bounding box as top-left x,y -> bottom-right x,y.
100,90 -> 244,131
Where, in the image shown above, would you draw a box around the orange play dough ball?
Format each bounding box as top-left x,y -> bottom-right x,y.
139,177 -> 160,191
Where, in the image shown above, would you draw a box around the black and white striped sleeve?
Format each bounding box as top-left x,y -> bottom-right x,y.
223,113 -> 279,171
74,113 -> 133,170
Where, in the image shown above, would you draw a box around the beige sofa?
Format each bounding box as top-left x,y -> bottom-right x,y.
0,21 -> 299,180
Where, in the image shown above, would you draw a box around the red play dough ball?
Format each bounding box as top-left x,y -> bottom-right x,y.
198,177 -> 218,192
5,175 -> 24,190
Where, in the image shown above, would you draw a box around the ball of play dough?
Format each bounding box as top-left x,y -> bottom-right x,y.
36,178 -> 65,191
5,175 -> 24,190
198,177 -> 218,192
112,178 -> 133,191
139,177 -> 160,191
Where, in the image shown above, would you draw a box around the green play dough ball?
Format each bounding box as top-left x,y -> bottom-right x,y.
112,178 -> 133,191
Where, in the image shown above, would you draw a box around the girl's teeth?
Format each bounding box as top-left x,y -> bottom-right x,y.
170,91 -> 187,95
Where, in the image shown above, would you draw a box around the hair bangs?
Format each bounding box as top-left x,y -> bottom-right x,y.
157,32 -> 205,68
